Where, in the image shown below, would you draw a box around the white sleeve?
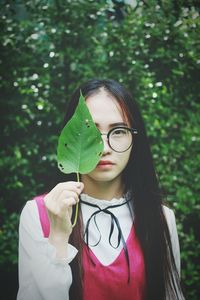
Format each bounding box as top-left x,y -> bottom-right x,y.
164,207 -> 181,275
17,200 -> 78,300
164,206 -> 185,300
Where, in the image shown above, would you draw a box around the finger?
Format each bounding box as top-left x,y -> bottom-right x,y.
63,197 -> 77,208
75,182 -> 84,191
59,190 -> 79,204
52,181 -> 84,199
45,189 -> 79,216
62,181 -> 84,194
56,197 -> 76,219
45,182 -> 75,204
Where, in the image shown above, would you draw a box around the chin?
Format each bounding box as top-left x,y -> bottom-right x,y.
88,170 -> 121,183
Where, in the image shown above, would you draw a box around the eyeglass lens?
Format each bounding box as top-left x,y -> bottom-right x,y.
109,128 -> 133,152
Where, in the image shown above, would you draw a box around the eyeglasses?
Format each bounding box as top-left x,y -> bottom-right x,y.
100,126 -> 138,153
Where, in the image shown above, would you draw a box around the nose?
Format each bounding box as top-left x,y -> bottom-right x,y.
101,134 -> 111,154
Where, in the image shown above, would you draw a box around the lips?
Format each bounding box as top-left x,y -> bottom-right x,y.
97,160 -> 114,166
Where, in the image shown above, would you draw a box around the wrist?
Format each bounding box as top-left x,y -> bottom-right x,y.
49,230 -> 70,243
49,231 -> 70,259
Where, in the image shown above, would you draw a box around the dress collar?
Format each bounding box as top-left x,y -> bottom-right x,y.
80,191 -> 131,208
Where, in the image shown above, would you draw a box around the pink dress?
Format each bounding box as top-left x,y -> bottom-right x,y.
82,225 -> 146,300
35,195 -> 146,300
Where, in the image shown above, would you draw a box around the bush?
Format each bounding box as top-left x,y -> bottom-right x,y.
1,0 -> 199,298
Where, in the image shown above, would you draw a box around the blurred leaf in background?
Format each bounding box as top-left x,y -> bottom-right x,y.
0,0 -> 199,299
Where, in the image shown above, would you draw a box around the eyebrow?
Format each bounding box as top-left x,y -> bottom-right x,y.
95,122 -> 129,128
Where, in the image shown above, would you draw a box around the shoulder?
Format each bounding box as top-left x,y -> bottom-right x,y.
162,205 -> 174,219
20,199 -> 38,220
19,199 -> 44,239
162,205 -> 177,235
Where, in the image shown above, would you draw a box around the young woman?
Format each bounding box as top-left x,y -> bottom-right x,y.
17,79 -> 184,300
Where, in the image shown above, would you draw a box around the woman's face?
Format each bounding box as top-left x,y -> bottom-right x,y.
83,89 -> 132,184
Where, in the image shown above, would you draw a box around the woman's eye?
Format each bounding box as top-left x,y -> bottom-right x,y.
113,129 -> 126,135
115,130 -> 122,134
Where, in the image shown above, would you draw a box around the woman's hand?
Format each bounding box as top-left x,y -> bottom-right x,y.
44,181 -> 84,258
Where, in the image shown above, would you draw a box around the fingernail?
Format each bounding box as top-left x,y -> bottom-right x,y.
79,182 -> 84,189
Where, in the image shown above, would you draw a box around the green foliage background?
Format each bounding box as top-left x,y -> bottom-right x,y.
0,0 -> 199,299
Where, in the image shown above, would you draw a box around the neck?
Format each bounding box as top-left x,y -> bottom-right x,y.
81,175 -> 124,201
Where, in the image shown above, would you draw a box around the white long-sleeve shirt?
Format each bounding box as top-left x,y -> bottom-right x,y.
17,193 -> 182,300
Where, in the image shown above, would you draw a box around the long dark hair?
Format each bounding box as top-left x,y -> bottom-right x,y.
62,79 -> 183,300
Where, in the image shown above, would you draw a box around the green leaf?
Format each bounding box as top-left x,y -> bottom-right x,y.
57,92 -> 104,174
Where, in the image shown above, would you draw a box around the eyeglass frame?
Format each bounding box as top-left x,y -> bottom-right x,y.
100,126 -> 138,153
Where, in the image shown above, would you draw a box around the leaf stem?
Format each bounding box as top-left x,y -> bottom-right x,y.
72,172 -> 80,227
